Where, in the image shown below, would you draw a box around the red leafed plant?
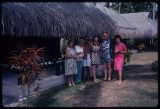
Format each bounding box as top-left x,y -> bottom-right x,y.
9,45 -> 46,102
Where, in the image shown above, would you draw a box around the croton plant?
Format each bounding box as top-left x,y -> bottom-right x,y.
9,45 -> 46,94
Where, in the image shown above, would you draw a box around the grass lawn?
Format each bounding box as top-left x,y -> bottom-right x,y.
18,52 -> 158,107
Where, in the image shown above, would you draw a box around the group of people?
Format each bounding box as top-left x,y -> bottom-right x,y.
65,32 -> 127,86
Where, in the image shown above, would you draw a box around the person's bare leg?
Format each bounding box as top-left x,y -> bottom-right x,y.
83,67 -> 86,82
86,67 -> 90,81
82,67 -> 85,82
114,70 -> 119,83
71,75 -> 75,86
103,63 -> 107,80
68,76 -> 72,86
107,62 -> 112,81
92,65 -> 97,82
118,70 -> 122,84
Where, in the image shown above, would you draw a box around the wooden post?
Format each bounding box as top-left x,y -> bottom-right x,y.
152,2 -> 156,20
119,3 -> 121,13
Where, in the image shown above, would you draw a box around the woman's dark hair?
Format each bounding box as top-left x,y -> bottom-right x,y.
114,35 -> 122,41
92,35 -> 99,42
74,39 -> 79,45
68,40 -> 74,45
85,38 -> 90,45
92,35 -> 100,45
74,38 -> 83,45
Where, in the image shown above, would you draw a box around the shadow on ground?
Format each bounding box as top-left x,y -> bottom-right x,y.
28,85 -> 74,107
72,82 -> 102,107
26,60 -> 158,107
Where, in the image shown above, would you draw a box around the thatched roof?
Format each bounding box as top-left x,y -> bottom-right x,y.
93,3 -> 142,39
95,3 -> 136,29
142,18 -> 157,38
93,3 -> 157,39
121,12 -> 158,39
1,2 -> 116,38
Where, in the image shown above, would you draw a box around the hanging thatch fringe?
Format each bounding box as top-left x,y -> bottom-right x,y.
1,2 -> 116,38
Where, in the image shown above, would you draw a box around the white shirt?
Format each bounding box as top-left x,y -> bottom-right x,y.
75,45 -> 84,61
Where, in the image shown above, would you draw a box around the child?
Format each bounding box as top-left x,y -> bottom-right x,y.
82,39 -> 91,82
114,35 -> 127,84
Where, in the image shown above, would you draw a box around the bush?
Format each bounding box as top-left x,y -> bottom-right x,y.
9,45 -> 46,105
124,50 -> 132,62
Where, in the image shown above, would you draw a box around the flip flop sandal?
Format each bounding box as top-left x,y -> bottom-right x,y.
118,81 -> 122,84
94,80 -> 98,83
108,78 -> 111,81
103,79 -> 107,81
116,80 -> 119,83
72,83 -> 75,86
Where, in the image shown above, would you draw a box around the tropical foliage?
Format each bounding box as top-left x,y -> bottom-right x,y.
9,45 -> 46,104
107,2 -> 158,19
124,50 -> 132,65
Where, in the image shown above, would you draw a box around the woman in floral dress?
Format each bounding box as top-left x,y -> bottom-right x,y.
65,40 -> 77,86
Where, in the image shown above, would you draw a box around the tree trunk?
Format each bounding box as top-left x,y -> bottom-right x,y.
152,2 -> 156,20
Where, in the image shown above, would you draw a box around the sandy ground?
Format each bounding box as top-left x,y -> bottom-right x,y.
21,51 -> 158,107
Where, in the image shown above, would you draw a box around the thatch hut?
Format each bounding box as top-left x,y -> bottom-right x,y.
94,3 -> 140,39
121,12 -> 158,39
1,2 -> 117,63
1,3 -> 117,105
94,3 -> 157,40
93,2 -> 158,49
121,12 -> 158,50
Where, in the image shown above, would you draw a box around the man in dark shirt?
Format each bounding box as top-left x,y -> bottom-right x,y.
100,32 -> 113,81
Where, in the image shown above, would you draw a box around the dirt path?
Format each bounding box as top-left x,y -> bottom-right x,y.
27,52 -> 158,107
